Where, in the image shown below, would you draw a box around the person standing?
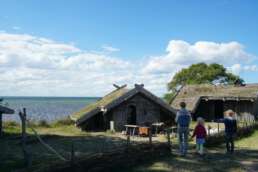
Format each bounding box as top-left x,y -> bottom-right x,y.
192,117 -> 207,156
175,102 -> 192,156
218,109 -> 237,154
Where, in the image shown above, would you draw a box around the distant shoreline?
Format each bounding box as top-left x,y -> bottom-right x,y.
2,97 -> 99,122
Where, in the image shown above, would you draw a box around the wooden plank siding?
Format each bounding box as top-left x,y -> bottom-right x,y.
193,99 -> 258,121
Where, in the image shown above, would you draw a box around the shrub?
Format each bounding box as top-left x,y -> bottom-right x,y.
3,121 -> 19,127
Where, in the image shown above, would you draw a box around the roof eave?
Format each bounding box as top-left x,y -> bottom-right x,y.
0,105 -> 15,114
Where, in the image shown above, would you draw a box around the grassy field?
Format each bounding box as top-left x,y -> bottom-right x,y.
0,121 -> 257,172
0,122 -> 129,172
123,130 -> 258,172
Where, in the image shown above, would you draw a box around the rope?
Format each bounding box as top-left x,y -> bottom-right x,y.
26,119 -> 68,161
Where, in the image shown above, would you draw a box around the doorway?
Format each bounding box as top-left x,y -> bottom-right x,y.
127,105 -> 137,125
214,100 -> 224,119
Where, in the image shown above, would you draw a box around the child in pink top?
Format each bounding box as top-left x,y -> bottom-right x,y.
192,117 -> 207,155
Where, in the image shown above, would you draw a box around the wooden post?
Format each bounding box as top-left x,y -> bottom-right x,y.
21,108 -> 27,142
166,129 -> 171,151
126,134 -> 130,151
217,123 -> 220,133
148,127 -> 152,147
19,108 -> 31,168
0,113 -> 2,137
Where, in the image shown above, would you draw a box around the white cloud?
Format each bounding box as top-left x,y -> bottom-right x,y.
143,40 -> 256,74
102,45 -> 120,52
0,34 -> 257,96
0,33 -> 132,96
228,64 -> 258,75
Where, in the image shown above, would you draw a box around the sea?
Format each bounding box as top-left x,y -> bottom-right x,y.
1,97 -> 100,122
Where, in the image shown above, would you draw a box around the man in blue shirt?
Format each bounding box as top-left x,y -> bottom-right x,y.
175,102 -> 192,156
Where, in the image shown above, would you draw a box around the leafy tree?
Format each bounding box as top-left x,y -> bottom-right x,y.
165,63 -> 242,102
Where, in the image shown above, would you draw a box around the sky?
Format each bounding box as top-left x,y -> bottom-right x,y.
0,0 -> 258,96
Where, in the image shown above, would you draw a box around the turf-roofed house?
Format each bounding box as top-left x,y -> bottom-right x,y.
71,84 -> 176,131
171,84 -> 258,121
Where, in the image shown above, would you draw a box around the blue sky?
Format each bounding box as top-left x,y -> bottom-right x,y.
0,0 -> 257,96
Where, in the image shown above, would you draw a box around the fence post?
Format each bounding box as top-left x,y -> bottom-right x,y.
166,129 -> 171,151
126,134 -> 130,150
19,108 -> 32,168
148,127 -> 152,147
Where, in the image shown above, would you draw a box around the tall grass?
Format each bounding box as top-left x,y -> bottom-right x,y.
3,117 -> 74,130
3,121 -> 19,127
51,117 -> 74,127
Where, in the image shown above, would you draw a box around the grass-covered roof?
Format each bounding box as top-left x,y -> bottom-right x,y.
171,84 -> 258,112
70,87 -> 130,121
71,84 -> 177,126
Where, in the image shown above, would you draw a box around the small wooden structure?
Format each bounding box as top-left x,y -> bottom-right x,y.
0,104 -> 15,136
71,84 -> 177,131
171,84 -> 258,121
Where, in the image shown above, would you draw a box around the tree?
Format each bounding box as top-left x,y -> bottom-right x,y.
165,63 -> 243,102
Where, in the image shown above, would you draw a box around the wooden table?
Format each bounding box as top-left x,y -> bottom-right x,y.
124,125 -> 139,136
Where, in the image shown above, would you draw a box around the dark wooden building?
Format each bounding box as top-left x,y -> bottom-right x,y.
171,84 -> 258,121
71,84 -> 176,131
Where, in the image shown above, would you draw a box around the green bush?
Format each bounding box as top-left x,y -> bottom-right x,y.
3,121 -> 19,127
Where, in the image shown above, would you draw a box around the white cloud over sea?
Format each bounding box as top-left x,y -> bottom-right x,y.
0,33 -> 257,96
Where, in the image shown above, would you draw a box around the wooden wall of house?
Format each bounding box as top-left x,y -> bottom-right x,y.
109,94 -> 169,131
254,99 -> 258,119
233,100 -> 257,121
194,99 -> 257,121
194,100 -> 215,121
80,112 -> 105,131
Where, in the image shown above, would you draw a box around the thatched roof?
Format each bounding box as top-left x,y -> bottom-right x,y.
171,84 -> 258,113
0,104 -> 14,114
71,84 -> 176,126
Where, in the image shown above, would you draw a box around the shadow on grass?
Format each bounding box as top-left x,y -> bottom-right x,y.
119,148 -> 258,172
0,131 -> 129,172
1,129 -> 258,172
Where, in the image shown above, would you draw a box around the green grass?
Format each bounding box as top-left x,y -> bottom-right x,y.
1,121 -> 257,172
236,130 -> 258,149
123,130 -> 258,172
0,122 -> 128,172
